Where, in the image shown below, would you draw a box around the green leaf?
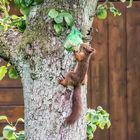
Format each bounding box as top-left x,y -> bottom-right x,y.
89,123 -> 97,132
109,6 -> 121,16
34,0 -> 44,5
65,47 -> 73,53
22,0 -> 33,7
0,116 -> 8,121
54,24 -> 63,34
54,13 -> 64,23
107,120 -> 111,128
92,114 -> 99,123
48,9 -> 59,19
3,125 -> 16,140
17,118 -> 24,123
87,125 -> 93,134
0,66 -> 7,80
63,12 -> 74,26
97,6 -> 107,20
8,67 -> 18,79
127,0 -> 133,8
0,25 -> 4,31
14,0 -> 21,8
98,121 -> 106,129
20,7 -> 30,16
86,107 -> 111,140
7,63 -> 11,67
16,131 -> 25,140
86,113 -> 92,122
17,20 -> 26,32
11,15 -> 19,20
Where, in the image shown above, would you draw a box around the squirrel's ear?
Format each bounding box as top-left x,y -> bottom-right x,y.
80,43 -> 88,49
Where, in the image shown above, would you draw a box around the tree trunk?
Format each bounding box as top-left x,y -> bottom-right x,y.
0,0 -> 98,139
21,58 -> 88,140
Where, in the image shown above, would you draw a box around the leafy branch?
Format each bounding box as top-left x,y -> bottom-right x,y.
0,116 -> 24,140
0,62 -> 18,80
86,106 -> 111,140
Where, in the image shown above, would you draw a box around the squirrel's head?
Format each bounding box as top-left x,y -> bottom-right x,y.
81,43 -> 95,54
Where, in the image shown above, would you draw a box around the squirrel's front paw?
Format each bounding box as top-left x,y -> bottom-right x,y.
58,78 -> 67,87
58,78 -> 63,84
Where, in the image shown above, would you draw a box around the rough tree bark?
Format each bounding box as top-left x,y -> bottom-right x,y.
0,0 -> 97,139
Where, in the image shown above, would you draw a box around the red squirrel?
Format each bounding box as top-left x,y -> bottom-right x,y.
59,43 -> 95,124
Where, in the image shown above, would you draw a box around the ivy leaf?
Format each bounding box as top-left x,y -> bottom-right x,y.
97,5 -> 107,20
86,112 -> 92,122
17,118 -> 24,123
14,0 -> 21,8
0,116 -> 8,121
86,107 -> 111,139
107,120 -> 111,128
62,12 -> 74,27
127,0 -> 133,8
54,24 -> 63,34
11,15 -> 19,20
87,125 -> 93,134
16,19 -> 26,32
7,63 -> 11,67
65,47 -> 73,53
0,66 -> 7,80
20,7 -> 30,16
48,9 -> 59,19
3,125 -> 16,140
8,67 -> 18,79
34,0 -> 44,5
54,13 -> 64,24
110,6 -> 121,16
22,0 -> 33,7
0,25 -> 4,31
16,131 -> 25,140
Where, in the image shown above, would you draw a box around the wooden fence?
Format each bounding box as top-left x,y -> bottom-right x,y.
0,2 -> 140,140
87,2 -> 140,140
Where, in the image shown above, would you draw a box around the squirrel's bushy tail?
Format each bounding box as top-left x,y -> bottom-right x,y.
65,84 -> 82,124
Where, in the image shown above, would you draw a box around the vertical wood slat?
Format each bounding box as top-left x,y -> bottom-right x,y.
127,4 -> 140,140
88,17 -> 109,140
108,3 -> 127,140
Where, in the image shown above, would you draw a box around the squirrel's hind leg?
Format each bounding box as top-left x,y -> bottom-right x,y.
81,74 -> 88,85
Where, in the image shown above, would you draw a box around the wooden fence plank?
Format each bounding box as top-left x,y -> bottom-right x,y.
108,3 -> 127,140
88,17 -> 109,140
0,106 -> 24,123
127,4 -> 140,140
0,78 -> 22,88
0,88 -> 23,105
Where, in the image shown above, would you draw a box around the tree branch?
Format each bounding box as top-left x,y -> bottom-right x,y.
80,0 -> 98,40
